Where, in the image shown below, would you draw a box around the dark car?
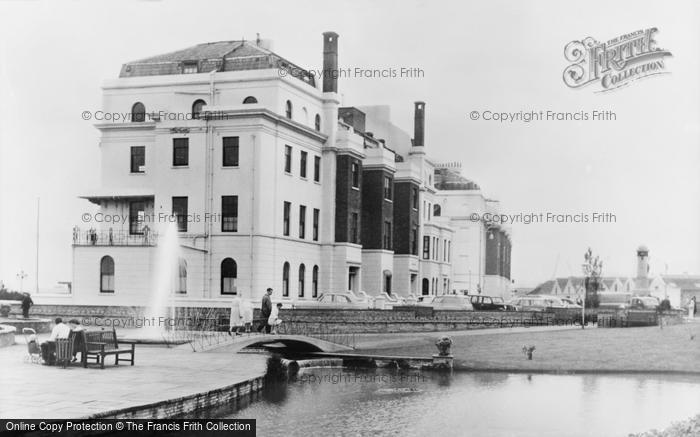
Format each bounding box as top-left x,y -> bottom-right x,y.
629,296 -> 660,310
469,295 -> 516,311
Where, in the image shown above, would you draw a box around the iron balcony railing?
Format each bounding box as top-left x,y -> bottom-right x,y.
72,227 -> 158,246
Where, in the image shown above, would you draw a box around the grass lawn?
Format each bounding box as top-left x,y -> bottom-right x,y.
354,322 -> 700,373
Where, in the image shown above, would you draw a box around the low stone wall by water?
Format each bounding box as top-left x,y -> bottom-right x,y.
87,375 -> 264,419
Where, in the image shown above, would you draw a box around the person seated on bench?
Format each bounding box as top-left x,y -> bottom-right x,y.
41,318 -> 71,365
68,319 -> 85,363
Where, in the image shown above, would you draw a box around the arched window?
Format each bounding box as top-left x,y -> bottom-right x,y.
383,270 -> 392,295
302,107 -> 308,124
282,262 -> 290,297
285,100 -> 293,119
422,278 -> 429,296
433,204 -> 442,217
298,264 -> 305,297
192,99 -> 206,119
100,256 -> 115,293
177,258 -> 187,294
243,96 -> 258,104
312,265 -> 319,298
131,102 -> 146,123
221,258 -> 237,295
314,114 -> 321,132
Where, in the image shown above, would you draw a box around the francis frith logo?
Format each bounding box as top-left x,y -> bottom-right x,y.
563,28 -> 672,92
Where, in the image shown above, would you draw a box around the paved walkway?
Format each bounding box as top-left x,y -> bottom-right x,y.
0,335 -> 267,419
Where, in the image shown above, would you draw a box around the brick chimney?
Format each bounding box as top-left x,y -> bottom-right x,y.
414,101 -> 425,147
322,32 -> 339,93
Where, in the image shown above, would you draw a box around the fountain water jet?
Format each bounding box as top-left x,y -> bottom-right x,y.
143,221 -> 181,337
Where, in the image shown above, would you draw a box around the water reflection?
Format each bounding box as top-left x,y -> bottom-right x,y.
226,368 -> 700,437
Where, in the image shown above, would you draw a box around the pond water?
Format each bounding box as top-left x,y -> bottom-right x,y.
222,368 -> 700,437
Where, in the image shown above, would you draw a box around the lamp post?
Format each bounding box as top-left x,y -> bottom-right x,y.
16,270 -> 28,293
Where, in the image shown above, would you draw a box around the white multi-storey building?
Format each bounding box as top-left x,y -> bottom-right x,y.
53,33 -> 512,308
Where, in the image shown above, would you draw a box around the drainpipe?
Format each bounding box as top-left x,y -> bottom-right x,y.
204,70 -> 217,298
249,134 -> 256,299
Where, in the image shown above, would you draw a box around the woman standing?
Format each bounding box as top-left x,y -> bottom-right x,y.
229,294 -> 244,336
689,296 -> 697,319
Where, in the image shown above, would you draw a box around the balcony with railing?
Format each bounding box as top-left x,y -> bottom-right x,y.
72,227 -> 158,247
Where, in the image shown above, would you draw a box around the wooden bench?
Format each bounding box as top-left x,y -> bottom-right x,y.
83,329 -> 136,369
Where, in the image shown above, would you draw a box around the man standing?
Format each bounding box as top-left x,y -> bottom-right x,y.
258,288 -> 273,333
21,292 -> 33,319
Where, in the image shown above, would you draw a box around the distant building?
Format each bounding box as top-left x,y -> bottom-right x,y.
529,245 -> 698,308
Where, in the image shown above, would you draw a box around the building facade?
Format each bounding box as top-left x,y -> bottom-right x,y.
58,32 -> 512,307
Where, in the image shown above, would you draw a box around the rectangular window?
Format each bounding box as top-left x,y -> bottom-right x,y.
300,151 -> 308,178
173,138 -> 189,166
411,226 -> 418,255
350,213 -> 359,244
129,201 -> 145,235
130,146 -> 145,173
283,201 -> 291,236
383,221 -> 392,250
444,239 -> 447,261
314,156 -> 321,182
284,145 -> 292,173
221,196 -> 238,232
299,205 -> 306,239
172,197 -> 188,232
383,176 -> 392,200
313,208 -> 320,241
423,236 -> 430,259
412,187 -> 418,210
223,137 -> 239,167
351,162 -> 359,188
448,241 -> 451,262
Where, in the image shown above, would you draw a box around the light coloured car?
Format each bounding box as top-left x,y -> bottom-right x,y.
292,292 -> 370,309
430,295 -> 474,311
509,295 -> 569,312
416,295 -> 436,305
560,297 -> 582,309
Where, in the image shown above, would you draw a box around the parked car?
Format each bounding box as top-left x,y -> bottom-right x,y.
430,295 -> 474,311
292,292 -> 370,309
559,297 -> 582,309
629,296 -> 660,310
469,295 -> 516,311
416,295 -> 436,305
509,295 -> 569,312
597,292 -> 632,310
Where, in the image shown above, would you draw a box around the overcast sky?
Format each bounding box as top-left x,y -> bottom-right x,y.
1,0 -> 698,291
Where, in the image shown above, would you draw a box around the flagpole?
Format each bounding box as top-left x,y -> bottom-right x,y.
35,197 -> 40,294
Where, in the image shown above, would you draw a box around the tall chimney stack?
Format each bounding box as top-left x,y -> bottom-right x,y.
414,101 -> 425,147
322,31 -> 339,93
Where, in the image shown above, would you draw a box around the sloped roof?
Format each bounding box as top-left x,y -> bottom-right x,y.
557,277 -> 572,290
662,275 -> 700,291
119,40 -> 316,87
529,280 -> 556,295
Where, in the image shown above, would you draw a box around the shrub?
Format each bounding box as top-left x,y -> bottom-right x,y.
0,289 -> 24,301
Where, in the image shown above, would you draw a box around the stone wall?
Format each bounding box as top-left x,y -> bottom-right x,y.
89,376 -> 264,419
29,304 -> 555,333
